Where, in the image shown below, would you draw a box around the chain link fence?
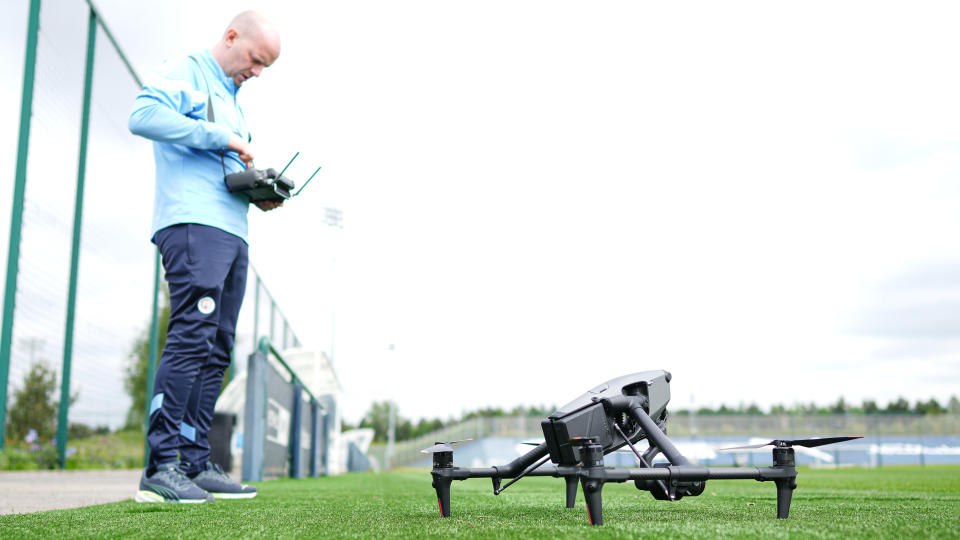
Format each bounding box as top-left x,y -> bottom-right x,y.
371,413 -> 960,469
0,0 -> 305,470
1,0 -> 154,446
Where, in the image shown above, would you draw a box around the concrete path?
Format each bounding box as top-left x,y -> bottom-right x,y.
0,469 -> 142,515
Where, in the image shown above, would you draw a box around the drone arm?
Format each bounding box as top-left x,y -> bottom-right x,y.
492,443 -> 549,477
704,461 -> 797,518
598,395 -> 688,466
626,401 -> 691,466
707,468 -> 765,479
435,443 -> 550,482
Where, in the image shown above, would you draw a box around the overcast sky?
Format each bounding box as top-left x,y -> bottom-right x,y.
3,0 -> 960,425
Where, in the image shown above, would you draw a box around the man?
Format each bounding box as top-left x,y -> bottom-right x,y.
129,11 -> 281,503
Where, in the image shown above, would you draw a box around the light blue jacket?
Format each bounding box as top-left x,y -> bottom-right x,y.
129,49 -> 251,242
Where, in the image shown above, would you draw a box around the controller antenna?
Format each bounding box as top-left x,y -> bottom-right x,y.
293,166 -> 322,197
277,151 -> 300,178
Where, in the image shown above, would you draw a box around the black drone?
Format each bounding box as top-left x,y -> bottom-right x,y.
424,371 -> 860,526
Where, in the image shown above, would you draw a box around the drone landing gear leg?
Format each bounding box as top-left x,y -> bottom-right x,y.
775,478 -> 796,519
431,451 -> 454,517
581,477 -> 604,525
433,476 -> 452,517
565,476 -> 578,509
772,446 -> 797,519
579,440 -> 606,525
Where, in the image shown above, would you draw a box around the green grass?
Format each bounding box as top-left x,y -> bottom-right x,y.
2,466 -> 958,538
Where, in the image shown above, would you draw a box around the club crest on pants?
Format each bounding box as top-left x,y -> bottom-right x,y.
197,296 -> 216,315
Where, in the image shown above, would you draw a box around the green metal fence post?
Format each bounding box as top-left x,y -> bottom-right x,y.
143,252 -> 161,466
57,6 -> 98,468
253,274 -> 260,345
875,416 -> 882,468
270,299 -> 276,344
229,344 -> 237,382
290,382 -> 303,478
83,1 -> 142,88
919,417 -> 925,467
241,340 -> 269,482
310,399 -> 320,477
0,0 -> 42,450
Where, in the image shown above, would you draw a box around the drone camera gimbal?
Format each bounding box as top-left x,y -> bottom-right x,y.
425,370 -> 860,526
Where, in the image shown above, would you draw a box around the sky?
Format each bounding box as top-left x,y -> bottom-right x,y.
2,0 -> 960,426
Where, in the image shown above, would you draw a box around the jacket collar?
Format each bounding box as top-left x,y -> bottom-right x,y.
197,49 -> 238,96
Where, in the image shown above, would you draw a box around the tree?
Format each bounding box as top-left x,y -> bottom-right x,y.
395,417 -> 413,441
948,396 -> 960,415
744,403 -> 763,415
124,288 -> 170,431
829,397 -> 848,414
913,398 -> 944,415
68,422 -> 110,439
462,406 -> 506,420
7,360 -> 59,442
359,400 -> 402,442
885,397 -> 911,414
508,404 -> 556,417
412,418 -> 445,439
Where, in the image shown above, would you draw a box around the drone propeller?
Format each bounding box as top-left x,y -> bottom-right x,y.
420,439 -> 474,454
720,436 -> 862,451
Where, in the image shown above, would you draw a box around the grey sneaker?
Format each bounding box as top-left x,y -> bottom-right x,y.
189,462 -> 258,499
135,462 -> 214,503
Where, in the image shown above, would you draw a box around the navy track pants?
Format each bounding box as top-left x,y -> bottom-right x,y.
147,223 -> 248,475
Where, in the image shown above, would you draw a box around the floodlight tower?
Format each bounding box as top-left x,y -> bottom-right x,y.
384,344 -> 397,469
322,207 -> 343,364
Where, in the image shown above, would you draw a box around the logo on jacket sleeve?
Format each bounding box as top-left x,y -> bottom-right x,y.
198,297 -> 216,315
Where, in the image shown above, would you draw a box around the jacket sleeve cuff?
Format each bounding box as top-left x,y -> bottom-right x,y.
210,124 -> 233,149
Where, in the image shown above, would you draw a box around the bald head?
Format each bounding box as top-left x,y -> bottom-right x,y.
225,11 -> 281,55
211,11 -> 281,87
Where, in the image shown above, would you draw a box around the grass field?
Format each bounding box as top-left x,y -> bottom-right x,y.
1,465 -> 958,538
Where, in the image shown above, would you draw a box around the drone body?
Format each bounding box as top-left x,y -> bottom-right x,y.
542,370 -> 670,466
426,370 -> 860,526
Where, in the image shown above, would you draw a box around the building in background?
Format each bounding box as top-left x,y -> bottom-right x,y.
217,347 -> 372,475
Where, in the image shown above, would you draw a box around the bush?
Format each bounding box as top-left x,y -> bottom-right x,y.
0,431 -> 143,470
0,443 -> 59,470
63,430 -> 143,470
68,423 -> 111,440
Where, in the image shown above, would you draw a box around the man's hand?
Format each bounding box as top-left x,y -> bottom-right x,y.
254,200 -> 284,212
227,133 -> 255,168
